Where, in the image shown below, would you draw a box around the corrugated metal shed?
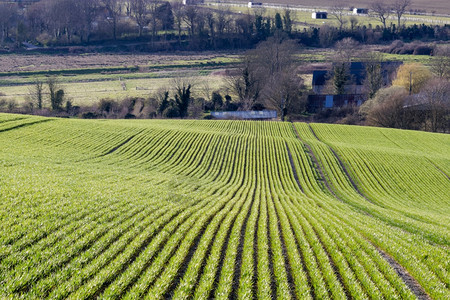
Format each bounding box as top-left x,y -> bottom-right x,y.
211,110 -> 277,119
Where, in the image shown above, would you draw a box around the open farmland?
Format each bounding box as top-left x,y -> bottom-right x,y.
0,114 -> 449,299
0,53 -> 239,106
0,50 -> 440,107
214,0 -> 450,15
217,5 -> 450,28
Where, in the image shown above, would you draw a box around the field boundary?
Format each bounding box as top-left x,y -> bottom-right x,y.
307,124 -> 375,205
290,123 -> 341,202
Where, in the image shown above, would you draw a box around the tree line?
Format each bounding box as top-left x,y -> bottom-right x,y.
0,0 -> 448,51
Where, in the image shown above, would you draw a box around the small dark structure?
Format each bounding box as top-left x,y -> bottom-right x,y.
312,12 -> 328,19
248,2 -> 263,8
211,110 -> 277,120
182,0 -> 204,5
353,8 -> 369,14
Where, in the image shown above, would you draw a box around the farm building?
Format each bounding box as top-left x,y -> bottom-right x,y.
353,8 -> 369,14
312,61 -> 402,94
248,2 -> 263,8
211,110 -> 277,120
312,12 -> 328,19
182,0 -> 204,5
307,94 -> 365,112
312,63 -> 365,94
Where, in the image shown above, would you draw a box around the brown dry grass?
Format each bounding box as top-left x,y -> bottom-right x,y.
0,52 -> 241,73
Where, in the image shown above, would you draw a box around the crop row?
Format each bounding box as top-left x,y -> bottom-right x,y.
0,115 -> 448,298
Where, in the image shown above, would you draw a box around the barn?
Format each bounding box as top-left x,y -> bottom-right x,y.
182,0 -> 204,5
307,94 -> 365,112
312,12 -> 328,19
211,110 -> 277,120
248,2 -> 263,8
353,8 -> 369,14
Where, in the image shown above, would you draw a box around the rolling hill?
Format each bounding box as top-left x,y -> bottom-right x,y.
0,114 -> 448,299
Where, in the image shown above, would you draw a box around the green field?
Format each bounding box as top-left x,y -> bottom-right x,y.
0,114 -> 449,299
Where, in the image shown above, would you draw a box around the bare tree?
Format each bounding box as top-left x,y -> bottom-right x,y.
319,25 -> 338,47
419,78 -> 450,132
103,0 -> 122,40
363,86 -> 411,128
225,58 -> 263,111
392,0 -> 412,29
257,37 -> 304,120
0,3 -> 18,44
205,11 -> 215,48
216,7 -> 231,37
26,1 -> 49,41
29,80 -> 45,110
226,36 -> 302,119
431,46 -> 450,79
370,0 -> 391,29
199,78 -> 213,103
77,0 -> 100,42
329,1 -> 348,31
334,37 -> 360,62
172,2 -> 184,44
50,0 -> 82,43
362,52 -> 385,99
265,68 -> 304,121
147,0 -> 159,40
130,0 -> 149,37
183,5 -> 198,37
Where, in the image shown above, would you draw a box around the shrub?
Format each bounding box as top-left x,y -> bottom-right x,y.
163,105 -> 180,118
82,112 -> 99,119
98,98 -> 119,115
7,100 -> 16,112
413,45 -> 433,55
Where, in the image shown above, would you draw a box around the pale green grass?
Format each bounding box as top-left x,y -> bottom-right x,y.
0,75 -> 227,106
218,5 -> 450,28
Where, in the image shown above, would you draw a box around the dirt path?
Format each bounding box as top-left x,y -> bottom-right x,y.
307,124 -> 375,204
285,142 -> 304,193
376,248 -> 431,300
290,123 -> 343,202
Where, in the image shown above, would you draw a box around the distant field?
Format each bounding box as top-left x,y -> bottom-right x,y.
218,4 -> 450,28
0,50 -> 439,106
0,52 -> 241,73
0,115 -> 449,299
215,0 -> 450,15
0,53 -> 239,106
0,72 -> 226,106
